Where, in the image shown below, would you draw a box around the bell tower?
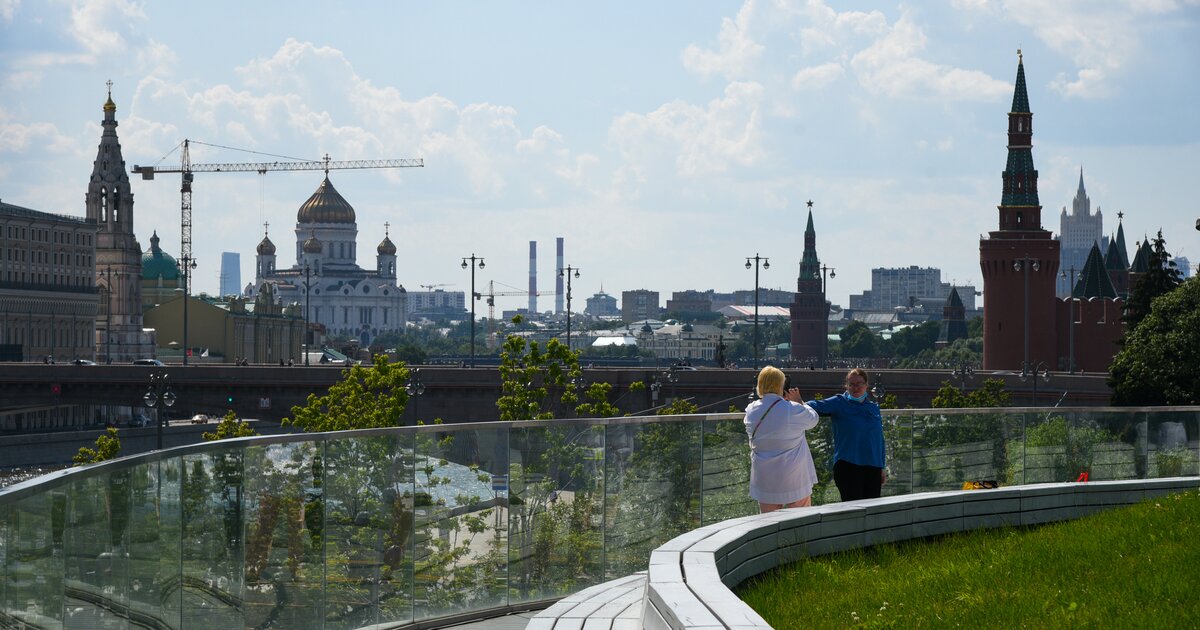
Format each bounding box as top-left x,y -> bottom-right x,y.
87,81 -> 147,361
789,201 -> 829,366
979,53 -> 1060,371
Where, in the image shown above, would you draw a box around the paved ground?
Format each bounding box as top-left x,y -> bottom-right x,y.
444,611 -> 536,629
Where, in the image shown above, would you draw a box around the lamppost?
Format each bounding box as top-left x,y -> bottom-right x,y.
302,263 -> 316,366
745,254 -> 769,369
1013,256 -> 1040,374
405,368 -> 425,425
143,373 -> 176,450
1020,361 -> 1050,407
98,266 -> 113,363
951,360 -> 975,390
560,265 -> 580,352
1059,266 -> 1077,374
813,264 -> 836,369
461,255 -> 485,367
179,256 -> 197,365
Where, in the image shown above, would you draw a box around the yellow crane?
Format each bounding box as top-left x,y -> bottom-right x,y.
130,139 -> 423,364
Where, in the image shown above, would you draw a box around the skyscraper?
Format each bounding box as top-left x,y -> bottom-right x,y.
1056,170 -> 1108,297
220,252 -> 240,297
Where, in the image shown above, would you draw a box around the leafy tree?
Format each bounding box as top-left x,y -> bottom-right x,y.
839,320 -> 880,357
931,378 -> 1011,408
73,426 -> 121,466
285,354 -> 412,431
496,316 -> 582,420
1123,230 -> 1183,330
889,321 -> 941,358
967,315 -> 984,339
204,409 -> 259,441
1109,276 -> 1199,405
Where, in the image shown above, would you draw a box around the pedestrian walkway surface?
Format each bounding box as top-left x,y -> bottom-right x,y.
444,610 -> 541,630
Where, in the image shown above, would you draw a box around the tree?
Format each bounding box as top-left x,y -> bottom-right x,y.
74,427 -> 121,465
496,316 -> 582,421
889,321 -> 941,359
1123,230 -> 1183,330
1109,277 -> 1199,405
285,354 -> 412,431
204,409 -> 259,441
839,320 -> 879,357
931,378 -> 1011,409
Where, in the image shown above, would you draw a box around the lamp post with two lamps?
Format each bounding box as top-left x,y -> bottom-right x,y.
406,368 -> 425,425
745,254 -> 769,369
143,373 -> 175,450
1021,361 -> 1050,407
1059,266 -> 1077,374
814,264 -> 836,369
461,255 -> 485,367
560,265 -> 581,352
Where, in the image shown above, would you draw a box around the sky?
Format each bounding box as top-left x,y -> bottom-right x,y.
2,0 -> 1198,312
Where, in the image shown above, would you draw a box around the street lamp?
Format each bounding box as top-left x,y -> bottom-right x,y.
302,263 -> 316,366
405,368 -> 425,425
461,255 -> 485,367
143,372 -> 176,450
745,254 -> 769,369
813,264 -> 836,369
1059,266 -> 1077,374
1013,256 -> 1040,373
179,256 -> 198,365
951,360 -> 975,390
559,265 -> 581,352
99,266 -> 113,363
1020,361 -> 1050,406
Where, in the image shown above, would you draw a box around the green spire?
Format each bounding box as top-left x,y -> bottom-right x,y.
1011,50 -> 1030,113
1073,243 -> 1117,299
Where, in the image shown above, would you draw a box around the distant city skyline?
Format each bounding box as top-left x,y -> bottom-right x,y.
2,2 -> 1196,309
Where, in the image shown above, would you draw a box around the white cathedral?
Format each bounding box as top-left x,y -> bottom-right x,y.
251,176 -> 407,347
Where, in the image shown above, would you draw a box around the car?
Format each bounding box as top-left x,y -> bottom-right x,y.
132,358 -> 165,366
190,414 -> 210,424
72,359 -> 97,366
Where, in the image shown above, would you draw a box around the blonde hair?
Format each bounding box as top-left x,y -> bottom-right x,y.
756,365 -> 786,397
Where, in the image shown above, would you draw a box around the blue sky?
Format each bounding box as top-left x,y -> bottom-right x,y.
2,0 -> 1198,309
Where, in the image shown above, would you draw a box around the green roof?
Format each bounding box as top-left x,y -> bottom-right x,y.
141,231 -> 180,280
1011,57 -> 1030,113
1073,243 -> 1117,299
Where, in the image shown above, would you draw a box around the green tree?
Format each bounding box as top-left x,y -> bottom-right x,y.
931,378 -> 1011,409
1123,230 -> 1184,330
839,320 -> 880,357
285,354 -> 412,431
204,409 -> 259,441
73,426 -> 121,466
1109,276 -> 1199,405
496,317 -> 582,420
889,321 -> 941,358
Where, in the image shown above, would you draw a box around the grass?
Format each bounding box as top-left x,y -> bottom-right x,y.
737,490 -> 1200,629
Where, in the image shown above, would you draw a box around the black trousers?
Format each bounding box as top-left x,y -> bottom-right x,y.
834,459 -> 883,501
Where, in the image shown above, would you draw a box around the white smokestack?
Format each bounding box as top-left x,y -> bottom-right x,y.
555,237 -> 564,314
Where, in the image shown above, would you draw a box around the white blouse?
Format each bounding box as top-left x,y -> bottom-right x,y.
743,394 -> 820,504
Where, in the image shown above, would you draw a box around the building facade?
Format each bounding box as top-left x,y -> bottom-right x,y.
621,289 -> 660,323
1056,170 -> 1109,297
220,251 -> 241,297
0,201 -> 100,362
254,178 -> 407,347
849,266 -> 976,312
585,290 -> 619,316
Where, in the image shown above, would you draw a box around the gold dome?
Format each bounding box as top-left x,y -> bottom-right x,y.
297,177 -> 356,224
256,234 -> 276,255
303,230 -> 323,254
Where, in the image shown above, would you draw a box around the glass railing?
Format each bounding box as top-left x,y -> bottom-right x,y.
1,407 -> 1197,628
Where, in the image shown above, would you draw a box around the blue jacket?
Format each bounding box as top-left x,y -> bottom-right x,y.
806,392 -> 886,469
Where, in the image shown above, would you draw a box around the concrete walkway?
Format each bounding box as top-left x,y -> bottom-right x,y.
443,610 -> 540,629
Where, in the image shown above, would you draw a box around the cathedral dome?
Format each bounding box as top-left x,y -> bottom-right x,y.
297,177 -> 356,224
257,234 -> 276,256
303,230 -> 323,254
141,231 -> 180,280
377,235 -> 396,256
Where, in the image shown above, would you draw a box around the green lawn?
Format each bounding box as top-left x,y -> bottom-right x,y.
737,490 -> 1200,629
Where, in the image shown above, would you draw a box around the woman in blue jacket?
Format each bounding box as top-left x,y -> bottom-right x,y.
807,368 -> 886,501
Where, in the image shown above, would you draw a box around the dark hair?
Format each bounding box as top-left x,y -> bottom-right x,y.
844,368 -> 869,385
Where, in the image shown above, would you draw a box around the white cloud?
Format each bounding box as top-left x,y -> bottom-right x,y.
0,110 -> 75,154
681,2 -> 764,80
791,62 -> 845,91
0,0 -> 18,22
850,13 -> 1011,101
67,0 -> 145,58
135,38 -> 178,77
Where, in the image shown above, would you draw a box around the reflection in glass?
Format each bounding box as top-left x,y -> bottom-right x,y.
700,418 -> 756,523
181,449 -> 245,628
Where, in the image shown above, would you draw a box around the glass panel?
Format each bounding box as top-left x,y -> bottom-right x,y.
912,411 -> 1019,491
133,457 -> 183,629
181,448 -> 245,628
413,427 -> 509,620
1078,410 -> 1140,481
5,489 -> 65,628
64,471 -> 129,629
242,441 -> 324,627
604,419 -> 701,578
700,417 -> 756,522
1146,410 -> 1199,478
324,433 -> 415,629
508,423 -> 603,604
883,414 -> 913,496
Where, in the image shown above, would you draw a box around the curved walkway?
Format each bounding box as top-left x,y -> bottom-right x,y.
529,477 -> 1200,629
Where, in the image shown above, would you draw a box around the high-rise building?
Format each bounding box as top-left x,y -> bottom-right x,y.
1056,171 -> 1111,297
585,290 -> 619,316
621,289 -> 659,323
220,252 -> 240,297
848,267 -> 976,312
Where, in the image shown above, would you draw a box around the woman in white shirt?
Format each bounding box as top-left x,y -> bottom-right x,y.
744,366 -> 820,513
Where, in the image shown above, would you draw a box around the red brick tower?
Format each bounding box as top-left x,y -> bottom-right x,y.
980,52 -> 1060,371
790,202 -> 828,366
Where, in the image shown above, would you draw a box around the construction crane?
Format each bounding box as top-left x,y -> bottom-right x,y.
130,138 -> 423,364
484,280 -> 552,349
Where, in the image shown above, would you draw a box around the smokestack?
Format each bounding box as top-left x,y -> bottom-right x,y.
556,237 -> 564,314
529,241 -> 537,313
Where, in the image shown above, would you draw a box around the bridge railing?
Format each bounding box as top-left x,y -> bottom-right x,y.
1,406 -> 1196,629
